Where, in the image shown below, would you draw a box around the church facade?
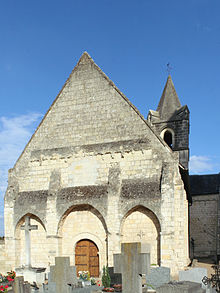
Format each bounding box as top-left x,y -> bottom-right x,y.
3,52 -> 190,277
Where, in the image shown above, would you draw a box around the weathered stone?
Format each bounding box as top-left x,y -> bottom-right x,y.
179,268 -> 207,289
114,242 -> 150,293
12,276 -> 31,293
145,266 -> 170,289
157,281 -> 205,293
49,257 -> 78,293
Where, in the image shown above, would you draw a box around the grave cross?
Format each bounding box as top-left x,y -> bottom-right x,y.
21,216 -> 38,268
49,257 -> 77,293
114,242 -> 150,293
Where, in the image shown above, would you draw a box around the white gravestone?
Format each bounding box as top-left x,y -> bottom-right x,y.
113,242 -> 150,293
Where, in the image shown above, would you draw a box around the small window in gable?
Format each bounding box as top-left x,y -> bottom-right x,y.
160,128 -> 175,150
164,130 -> 173,149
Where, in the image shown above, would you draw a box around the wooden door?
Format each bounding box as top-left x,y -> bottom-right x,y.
75,239 -> 99,277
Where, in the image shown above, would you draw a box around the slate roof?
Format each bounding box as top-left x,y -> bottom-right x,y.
190,173 -> 220,195
156,75 -> 182,120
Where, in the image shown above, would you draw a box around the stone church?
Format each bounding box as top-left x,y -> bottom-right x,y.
3,52 -> 190,277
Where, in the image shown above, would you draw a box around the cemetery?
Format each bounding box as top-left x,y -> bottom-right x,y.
0,241 -> 219,292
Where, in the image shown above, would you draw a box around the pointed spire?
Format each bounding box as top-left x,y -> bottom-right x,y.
157,75 -> 181,120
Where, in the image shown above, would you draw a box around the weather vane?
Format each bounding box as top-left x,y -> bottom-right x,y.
166,62 -> 173,75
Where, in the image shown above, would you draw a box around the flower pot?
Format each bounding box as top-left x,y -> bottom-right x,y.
102,288 -> 114,292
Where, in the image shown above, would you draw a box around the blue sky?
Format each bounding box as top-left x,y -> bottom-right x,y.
0,0 -> 220,235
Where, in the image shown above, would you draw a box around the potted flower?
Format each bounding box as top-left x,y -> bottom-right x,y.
0,284 -> 9,292
78,270 -> 91,287
113,284 -> 122,292
102,288 -> 114,292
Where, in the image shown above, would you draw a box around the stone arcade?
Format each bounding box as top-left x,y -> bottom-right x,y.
3,52 -> 190,277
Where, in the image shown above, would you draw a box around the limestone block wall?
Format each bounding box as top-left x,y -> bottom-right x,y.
121,210 -> 159,265
0,240 -> 6,273
190,194 -> 218,258
160,163 -> 189,277
4,148 -> 189,277
15,218 -> 48,268
17,146 -> 162,193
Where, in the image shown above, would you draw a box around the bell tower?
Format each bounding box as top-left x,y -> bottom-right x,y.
147,75 -> 190,169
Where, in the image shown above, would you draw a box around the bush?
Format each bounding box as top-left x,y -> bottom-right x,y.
102,266 -> 111,288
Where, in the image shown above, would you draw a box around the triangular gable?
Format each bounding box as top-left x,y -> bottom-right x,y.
15,52 -> 173,168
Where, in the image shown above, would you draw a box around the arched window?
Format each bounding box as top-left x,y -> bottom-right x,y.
161,128 -> 174,149
164,130 -> 173,148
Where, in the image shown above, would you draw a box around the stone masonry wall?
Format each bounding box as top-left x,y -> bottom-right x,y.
190,194 -> 218,258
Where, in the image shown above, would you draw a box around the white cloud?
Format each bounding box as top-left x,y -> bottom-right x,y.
0,113 -> 42,235
189,155 -> 214,174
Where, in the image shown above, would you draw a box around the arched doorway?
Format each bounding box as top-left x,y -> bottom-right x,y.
75,239 -> 99,277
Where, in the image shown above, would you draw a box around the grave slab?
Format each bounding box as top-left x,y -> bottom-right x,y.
157,281 -> 205,293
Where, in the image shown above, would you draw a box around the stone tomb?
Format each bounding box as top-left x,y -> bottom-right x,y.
113,242 -> 150,293
157,281 -> 205,293
12,276 -> 31,293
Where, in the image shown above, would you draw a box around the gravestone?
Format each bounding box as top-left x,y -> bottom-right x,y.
48,256 -> 78,293
179,268 -> 207,289
108,267 -> 122,286
113,242 -> 150,293
145,266 -> 170,289
157,281 -> 205,293
12,276 -> 31,293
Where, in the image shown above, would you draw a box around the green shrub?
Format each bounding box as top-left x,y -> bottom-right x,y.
102,266 -> 111,288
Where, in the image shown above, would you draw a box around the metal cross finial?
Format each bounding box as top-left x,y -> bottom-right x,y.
167,63 -> 173,75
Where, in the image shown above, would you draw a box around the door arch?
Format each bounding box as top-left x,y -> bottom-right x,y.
75,239 -> 99,277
